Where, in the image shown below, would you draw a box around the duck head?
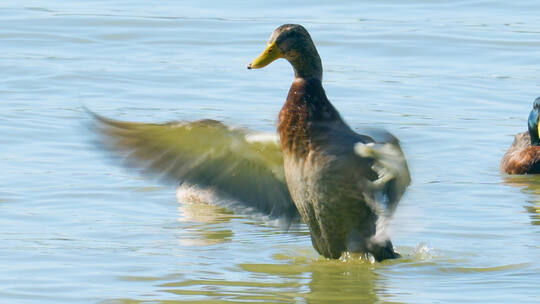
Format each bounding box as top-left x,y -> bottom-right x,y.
528,97 -> 540,146
247,24 -> 323,80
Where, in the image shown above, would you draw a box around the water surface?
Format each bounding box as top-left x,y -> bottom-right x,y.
1,1 -> 540,303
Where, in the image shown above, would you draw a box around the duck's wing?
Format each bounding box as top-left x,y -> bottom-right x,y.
353,129 -> 410,217
89,111 -> 299,225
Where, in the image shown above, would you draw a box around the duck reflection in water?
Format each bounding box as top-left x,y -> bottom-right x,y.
502,175 -> 540,226
175,184 -> 236,247
238,254 -> 381,304
158,256 -> 380,303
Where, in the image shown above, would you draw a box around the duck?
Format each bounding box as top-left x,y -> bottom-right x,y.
91,24 -> 410,261
501,97 -> 540,174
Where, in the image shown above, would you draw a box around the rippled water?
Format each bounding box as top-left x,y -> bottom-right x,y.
2,1 -> 540,303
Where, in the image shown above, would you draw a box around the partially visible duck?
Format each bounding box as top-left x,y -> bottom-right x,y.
90,24 -> 410,261
501,97 -> 540,174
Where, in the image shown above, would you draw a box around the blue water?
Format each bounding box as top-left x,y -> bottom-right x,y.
1,1 -> 539,303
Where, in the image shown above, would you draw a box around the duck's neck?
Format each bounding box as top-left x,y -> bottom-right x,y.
286,78 -> 336,115
277,77 -> 342,156
285,41 -> 323,80
529,129 -> 540,146
528,110 -> 540,146
291,57 -> 323,80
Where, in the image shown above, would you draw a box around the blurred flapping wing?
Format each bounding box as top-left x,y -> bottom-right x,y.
354,129 -> 410,218
90,112 -> 299,224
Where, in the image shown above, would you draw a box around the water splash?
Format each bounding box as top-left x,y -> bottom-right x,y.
412,242 -> 437,260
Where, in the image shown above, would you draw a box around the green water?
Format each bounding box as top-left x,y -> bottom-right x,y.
1,1 -> 539,303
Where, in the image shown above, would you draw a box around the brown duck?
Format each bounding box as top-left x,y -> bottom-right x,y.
501,97 -> 540,174
91,24 -> 410,261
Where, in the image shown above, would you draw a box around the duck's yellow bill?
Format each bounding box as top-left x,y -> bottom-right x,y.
247,41 -> 283,69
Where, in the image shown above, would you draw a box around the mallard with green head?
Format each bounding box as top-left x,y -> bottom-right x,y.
91,24 -> 410,261
501,97 -> 540,174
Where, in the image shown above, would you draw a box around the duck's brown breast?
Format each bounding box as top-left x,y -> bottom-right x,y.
501,132 -> 540,174
277,77 -> 343,158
